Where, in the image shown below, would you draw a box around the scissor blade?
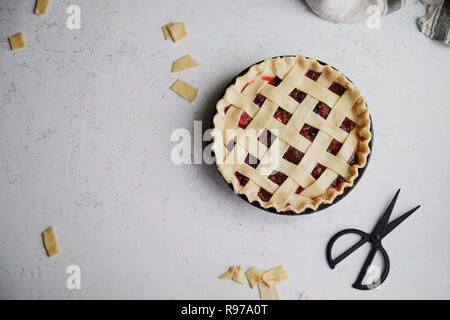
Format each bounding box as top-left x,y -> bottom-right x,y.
381,205 -> 420,239
372,189 -> 401,235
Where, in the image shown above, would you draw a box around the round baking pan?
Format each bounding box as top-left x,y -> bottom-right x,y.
210,56 -> 373,215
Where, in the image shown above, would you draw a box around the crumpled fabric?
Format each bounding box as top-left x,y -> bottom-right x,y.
305,0 -> 449,45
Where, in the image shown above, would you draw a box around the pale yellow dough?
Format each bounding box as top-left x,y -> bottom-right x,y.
162,23 -> 174,40
8,33 -> 26,51
42,226 -> 59,257
219,265 -> 245,284
170,79 -> 198,102
245,267 -> 265,289
245,265 -> 289,300
171,55 -> 200,73
34,0 -> 51,15
262,265 -> 290,287
167,22 -> 187,42
258,282 -> 280,300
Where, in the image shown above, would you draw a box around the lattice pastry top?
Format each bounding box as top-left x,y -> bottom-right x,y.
211,55 -> 371,214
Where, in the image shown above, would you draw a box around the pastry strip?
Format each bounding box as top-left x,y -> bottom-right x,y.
34,0 -> 51,15
258,282 -> 280,300
167,22 -> 187,42
171,55 -> 200,72
162,23 -> 174,40
245,267 -> 265,289
219,265 -> 244,284
170,79 -> 198,102
42,226 -> 59,257
245,266 -> 289,300
9,33 -> 25,51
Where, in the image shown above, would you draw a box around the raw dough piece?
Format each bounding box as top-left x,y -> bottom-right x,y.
258,282 -> 280,300
219,266 -> 235,279
171,55 -> 200,73
167,22 -> 187,42
8,33 -> 26,51
245,265 -> 290,300
162,23 -> 174,40
233,265 -> 245,284
262,265 -> 290,287
34,0 -> 51,15
245,267 -> 265,289
219,265 -> 244,284
170,79 -> 198,102
42,226 -> 59,257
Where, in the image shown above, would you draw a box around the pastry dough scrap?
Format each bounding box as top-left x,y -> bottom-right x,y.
219,266 -> 235,279
167,22 -> 187,42
34,0 -> 51,15
42,226 -> 59,257
8,33 -> 26,51
245,267 -> 265,289
245,265 -> 289,300
171,55 -> 200,73
233,265 -> 245,284
170,79 -> 198,102
262,265 -> 290,287
258,282 -> 280,300
162,23 -> 174,40
219,265 -> 244,284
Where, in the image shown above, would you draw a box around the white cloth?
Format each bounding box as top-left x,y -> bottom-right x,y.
304,0 -> 409,23
417,0 -> 450,45
305,0 -> 449,45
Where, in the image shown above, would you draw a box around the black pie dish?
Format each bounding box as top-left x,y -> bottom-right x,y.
210,56 -> 373,216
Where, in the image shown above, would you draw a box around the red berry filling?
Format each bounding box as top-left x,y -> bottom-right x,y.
268,170 -> 288,186
339,117 -> 356,133
262,76 -> 282,87
311,163 -> 327,179
327,139 -> 343,156
295,186 -> 304,194
289,89 -> 307,104
282,146 -> 304,165
258,187 -> 273,202
300,124 -> 319,142
234,171 -> 249,186
270,76 -> 282,86
273,107 -> 292,125
224,105 -> 232,114
305,69 -> 321,81
238,111 -> 252,129
330,175 -> 345,188
258,129 -> 277,148
329,82 -> 346,96
241,79 -> 256,93
226,140 -> 235,151
253,93 -> 266,107
313,102 -> 331,119
245,153 -> 260,169
348,145 -> 359,165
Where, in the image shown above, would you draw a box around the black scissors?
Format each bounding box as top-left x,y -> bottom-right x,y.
326,189 -> 420,290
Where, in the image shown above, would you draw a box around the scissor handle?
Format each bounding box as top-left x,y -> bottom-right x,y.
352,243 -> 390,290
327,229 -> 391,290
326,228 -> 370,269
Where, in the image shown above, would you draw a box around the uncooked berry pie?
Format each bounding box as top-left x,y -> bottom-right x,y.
211,55 -> 371,214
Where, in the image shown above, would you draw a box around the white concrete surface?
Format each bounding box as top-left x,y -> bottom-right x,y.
0,0 -> 449,299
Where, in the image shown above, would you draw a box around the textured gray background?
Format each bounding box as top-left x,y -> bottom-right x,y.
0,0 -> 449,299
